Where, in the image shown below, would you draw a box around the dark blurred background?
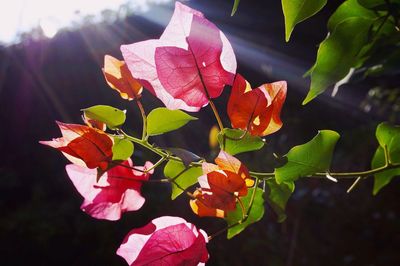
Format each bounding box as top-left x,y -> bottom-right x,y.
1,0 -> 400,265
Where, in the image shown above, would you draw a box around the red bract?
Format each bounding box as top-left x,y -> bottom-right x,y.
103,55 -> 143,100
121,2 -> 236,112
40,121 -> 113,170
190,151 -> 254,218
66,159 -> 153,221
227,74 -> 287,136
117,216 -> 209,265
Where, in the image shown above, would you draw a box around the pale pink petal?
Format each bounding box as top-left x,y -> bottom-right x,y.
117,216 -> 208,265
201,162 -> 219,174
155,7 -> 234,108
65,159 -> 151,221
215,150 -> 242,173
117,216 -> 188,264
121,40 -> 197,111
121,2 -> 236,111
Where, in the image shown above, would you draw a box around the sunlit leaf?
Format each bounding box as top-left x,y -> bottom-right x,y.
226,187 -> 264,239
217,128 -> 265,155
282,0 -> 327,42
164,160 -> 203,200
147,107 -> 197,136
372,122 -> 400,195
328,0 -> 374,31
303,17 -> 374,104
112,138 -> 134,161
265,179 -> 294,222
275,130 -> 340,183
82,105 -> 126,129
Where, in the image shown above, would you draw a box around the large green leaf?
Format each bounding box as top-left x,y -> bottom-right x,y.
217,128 -> 265,155
265,180 -> 294,222
163,160 -> 202,200
372,122 -> 400,195
282,0 -> 327,42
82,105 -> 126,129
303,17 -> 374,104
147,108 -> 197,136
328,0 -> 375,31
275,130 -> 340,183
226,187 -> 265,239
112,138 -> 134,161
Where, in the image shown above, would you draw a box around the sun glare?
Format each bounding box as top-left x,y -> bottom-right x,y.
0,0 -> 170,44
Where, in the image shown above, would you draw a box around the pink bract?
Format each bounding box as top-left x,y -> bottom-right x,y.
65,159 -> 153,221
117,216 -> 209,266
121,1 -> 236,112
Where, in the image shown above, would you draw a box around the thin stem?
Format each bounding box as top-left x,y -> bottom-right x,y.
209,100 -> 224,130
346,176 -> 362,193
136,100 -> 147,140
119,130 -> 202,168
108,174 -> 169,183
250,162 -> 400,180
119,130 -> 400,182
144,156 -> 169,173
110,161 -> 146,173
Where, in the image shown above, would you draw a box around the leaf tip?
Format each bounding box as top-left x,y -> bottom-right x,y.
302,92 -> 316,105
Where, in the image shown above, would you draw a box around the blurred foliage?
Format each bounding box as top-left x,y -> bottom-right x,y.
233,0 -> 400,107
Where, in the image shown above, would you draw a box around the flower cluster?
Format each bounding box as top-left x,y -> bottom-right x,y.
41,2 -> 286,265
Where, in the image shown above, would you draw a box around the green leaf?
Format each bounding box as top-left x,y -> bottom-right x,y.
82,105 -> 126,129
265,180 -> 294,223
372,122 -> 400,195
112,138 -> 134,161
375,122 -> 400,149
147,107 -> 197,136
217,128 -> 265,155
328,0 -> 375,31
303,17 -> 374,104
226,187 -> 265,239
163,160 -> 202,200
275,130 -> 340,183
282,0 -> 327,42
231,0 -> 240,16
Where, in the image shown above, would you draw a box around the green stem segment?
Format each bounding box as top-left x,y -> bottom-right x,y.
135,100 -> 147,140
209,100 -> 224,131
119,130 -> 202,167
119,130 -> 400,181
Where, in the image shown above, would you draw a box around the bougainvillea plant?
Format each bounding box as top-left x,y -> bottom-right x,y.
41,2 -> 400,265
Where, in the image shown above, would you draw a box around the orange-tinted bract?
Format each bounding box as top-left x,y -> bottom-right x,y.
227,74 -> 287,136
190,151 -> 254,218
103,55 -> 143,100
40,122 -> 113,170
